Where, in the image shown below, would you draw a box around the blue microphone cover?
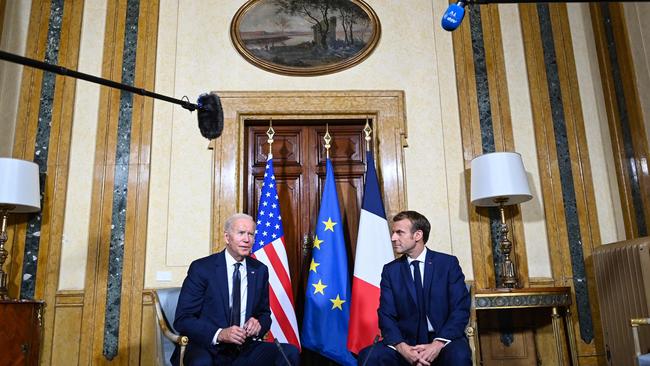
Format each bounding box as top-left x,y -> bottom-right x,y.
441,3 -> 466,31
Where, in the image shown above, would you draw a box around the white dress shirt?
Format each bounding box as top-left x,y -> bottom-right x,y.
406,249 -> 450,345
213,251 -> 248,344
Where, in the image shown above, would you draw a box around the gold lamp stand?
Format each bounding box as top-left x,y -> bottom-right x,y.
495,199 -> 517,288
0,207 -> 11,299
470,152 -> 532,290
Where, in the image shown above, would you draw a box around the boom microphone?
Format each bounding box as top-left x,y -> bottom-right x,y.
360,335 -> 381,366
196,93 -> 224,140
273,338 -> 292,366
441,1 -> 467,31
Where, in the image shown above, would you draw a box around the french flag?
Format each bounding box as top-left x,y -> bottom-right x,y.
347,150 -> 394,354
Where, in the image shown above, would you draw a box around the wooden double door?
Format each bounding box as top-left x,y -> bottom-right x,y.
244,119 -> 369,363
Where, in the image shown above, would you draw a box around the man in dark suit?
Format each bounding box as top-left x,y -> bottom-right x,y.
172,213 -> 299,365
358,210 -> 472,366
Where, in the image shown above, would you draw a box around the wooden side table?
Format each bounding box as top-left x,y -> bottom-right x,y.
474,287 -> 578,366
0,300 -> 44,366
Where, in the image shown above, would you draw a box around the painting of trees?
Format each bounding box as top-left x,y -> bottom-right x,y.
231,0 -> 381,75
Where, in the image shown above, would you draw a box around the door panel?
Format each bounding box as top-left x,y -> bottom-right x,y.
245,119 -> 367,364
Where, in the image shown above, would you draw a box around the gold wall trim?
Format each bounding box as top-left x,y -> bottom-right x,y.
10,0 -> 84,364
211,90 -> 408,251
8,0 -> 50,300
452,4 -> 529,290
0,0 -> 6,40
520,3 -> 604,360
55,291 -> 85,306
590,3 -> 650,239
77,0 -> 159,364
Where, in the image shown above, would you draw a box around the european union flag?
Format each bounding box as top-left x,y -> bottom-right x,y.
302,159 -> 356,366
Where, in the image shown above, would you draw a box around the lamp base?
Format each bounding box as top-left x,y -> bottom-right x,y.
0,209 -> 10,299
497,204 -> 518,289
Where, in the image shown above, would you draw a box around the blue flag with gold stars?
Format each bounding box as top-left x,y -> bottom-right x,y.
302,158 -> 356,365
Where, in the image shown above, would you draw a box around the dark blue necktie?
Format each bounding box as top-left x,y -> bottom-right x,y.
231,262 -> 242,326
411,260 -> 428,344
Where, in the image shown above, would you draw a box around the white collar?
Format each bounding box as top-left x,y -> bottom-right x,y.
224,249 -> 246,269
407,247 -> 427,264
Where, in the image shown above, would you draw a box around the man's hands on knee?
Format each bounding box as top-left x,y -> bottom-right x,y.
413,340 -> 445,364
217,317 -> 262,345
243,317 -> 261,337
217,326 -> 247,345
395,342 -> 431,366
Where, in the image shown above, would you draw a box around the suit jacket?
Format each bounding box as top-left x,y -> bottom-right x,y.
173,250 -> 272,353
378,248 -> 469,346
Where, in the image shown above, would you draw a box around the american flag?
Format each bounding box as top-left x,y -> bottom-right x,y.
251,156 -> 301,349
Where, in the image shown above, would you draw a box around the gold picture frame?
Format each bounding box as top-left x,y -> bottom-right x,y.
230,0 -> 381,76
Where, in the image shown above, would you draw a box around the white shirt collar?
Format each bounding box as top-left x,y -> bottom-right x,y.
407,247 -> 427,264
224,249 -> 246,270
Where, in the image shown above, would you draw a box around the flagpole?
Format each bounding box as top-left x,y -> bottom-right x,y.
363,118 -> 372,152
324,124 -> 331,159
267,118 -> 275,157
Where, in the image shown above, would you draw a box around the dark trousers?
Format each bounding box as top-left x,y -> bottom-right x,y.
357,338 -> 472,366
176,340 -> 299,366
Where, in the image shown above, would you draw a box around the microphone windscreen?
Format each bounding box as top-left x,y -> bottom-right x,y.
441,3 -> 466,31
197,93 -> 224,140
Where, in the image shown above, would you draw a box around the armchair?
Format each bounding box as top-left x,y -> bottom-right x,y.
632,317 -> 650,366
152,288 -> 188,366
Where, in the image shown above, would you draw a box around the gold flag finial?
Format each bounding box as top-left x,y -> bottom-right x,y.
266,118 -> 275,157
363,117 -> 372,152
324,124 -> 332,159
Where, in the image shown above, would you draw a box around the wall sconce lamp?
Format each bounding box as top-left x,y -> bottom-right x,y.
0,158 -> 41,299
470,152 -> 532,289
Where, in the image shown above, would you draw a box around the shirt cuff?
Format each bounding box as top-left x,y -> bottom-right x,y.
433,337 -> 451,346
212,328 -> 223,345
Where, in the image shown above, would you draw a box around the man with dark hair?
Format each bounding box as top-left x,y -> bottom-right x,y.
358,210 -> 472,365
172,213 -> 299,365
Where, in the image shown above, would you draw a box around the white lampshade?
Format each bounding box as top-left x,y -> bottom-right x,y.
0,158 -> 41,213
470,152 -> 532,207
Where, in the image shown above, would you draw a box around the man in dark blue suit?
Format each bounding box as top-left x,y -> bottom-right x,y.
172,213 -> 299,365
358,211 -> 472,366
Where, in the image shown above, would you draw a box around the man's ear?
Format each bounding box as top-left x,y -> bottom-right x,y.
413,230 -> 423,242
224,231 -> 230,244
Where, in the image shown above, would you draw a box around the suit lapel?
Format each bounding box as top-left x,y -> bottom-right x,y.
400,256 -> 417,305
215,251 -> 230,316
423,249 -> 434,297
245,258 -> 256,319
423,249 -> 434,317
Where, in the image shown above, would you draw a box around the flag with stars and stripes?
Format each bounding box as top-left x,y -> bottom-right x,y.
251,155 -> 300,349
301,158 -> 356,366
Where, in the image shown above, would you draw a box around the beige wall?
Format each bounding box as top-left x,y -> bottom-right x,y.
0,0 -> 639,290
144,0 -> 474,288
59,0 -> 107,291
0,0 -> 30,157
569,3 -> 625,245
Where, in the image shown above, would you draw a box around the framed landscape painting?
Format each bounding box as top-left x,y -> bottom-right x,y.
230,0 -> 381,76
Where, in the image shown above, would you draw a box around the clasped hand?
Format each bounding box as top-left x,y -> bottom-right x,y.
217,317 -> 261,345
396,340 -> 445,366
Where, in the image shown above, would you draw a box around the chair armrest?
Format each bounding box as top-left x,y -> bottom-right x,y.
631,317 -> 650,357
153,290 -> 189,366
632,318 -> 650,326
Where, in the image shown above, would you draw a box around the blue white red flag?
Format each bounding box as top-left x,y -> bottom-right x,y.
348,151 -> 394,353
